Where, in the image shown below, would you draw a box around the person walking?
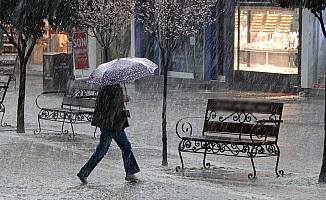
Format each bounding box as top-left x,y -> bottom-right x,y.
77,84 -> 140,184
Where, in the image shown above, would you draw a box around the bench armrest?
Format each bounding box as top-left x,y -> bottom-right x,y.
35,91 -> 66,109
176,117 -> 204,139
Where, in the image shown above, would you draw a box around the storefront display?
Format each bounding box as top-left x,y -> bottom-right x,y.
234,7 -> 300,75
49,32 -> 68,53
31,36 -> 48,65
31,26 -> 68,65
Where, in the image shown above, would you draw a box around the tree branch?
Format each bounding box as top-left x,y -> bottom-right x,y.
312,10 -> 326,38
25,37 -> 38,64
92,27 -> 105,48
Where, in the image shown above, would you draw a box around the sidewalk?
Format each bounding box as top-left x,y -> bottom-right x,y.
0,75 -> 325,199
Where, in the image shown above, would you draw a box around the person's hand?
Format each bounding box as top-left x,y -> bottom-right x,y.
123,95 -> 130,102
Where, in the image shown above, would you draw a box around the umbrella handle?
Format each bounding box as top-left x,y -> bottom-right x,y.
122,83 -> 130,118
123,83 -> 128,96
123,83 -> 128,106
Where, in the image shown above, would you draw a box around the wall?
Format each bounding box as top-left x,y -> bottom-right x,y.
316,13 -> 326,86
301,9 -> 319,88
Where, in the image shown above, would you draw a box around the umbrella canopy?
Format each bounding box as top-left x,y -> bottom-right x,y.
87,57 -> 158,86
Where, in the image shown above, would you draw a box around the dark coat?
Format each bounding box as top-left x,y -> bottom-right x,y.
91,84 -> 129,131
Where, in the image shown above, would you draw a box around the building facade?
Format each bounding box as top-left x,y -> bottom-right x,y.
133,0 -> 325,92
1,0 -> 323,92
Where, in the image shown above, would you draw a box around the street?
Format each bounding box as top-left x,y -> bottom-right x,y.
0,76 -> 325,200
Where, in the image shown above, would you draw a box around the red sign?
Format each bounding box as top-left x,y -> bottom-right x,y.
73,31 -> 89,69
313,83 -> 325,90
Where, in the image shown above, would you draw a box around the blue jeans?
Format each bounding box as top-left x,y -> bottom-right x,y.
78,129 -> 140,177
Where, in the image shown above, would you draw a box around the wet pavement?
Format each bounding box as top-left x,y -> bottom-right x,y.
0,75 -> 325,199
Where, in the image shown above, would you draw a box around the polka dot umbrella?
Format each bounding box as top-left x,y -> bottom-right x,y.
87,57 -> 158,86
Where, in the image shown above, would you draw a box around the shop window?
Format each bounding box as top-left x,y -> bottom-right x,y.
31,20 -> 68,65
170,31 -> 204,79
141,30 -> 155,61
234,6 -> 299,74
136,26 -> 159,76
49,30 -> 68,53
31,31 -> 49,65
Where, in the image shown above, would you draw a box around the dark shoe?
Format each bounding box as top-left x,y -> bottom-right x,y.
125,174 -> 138,183
77,173 -> 88,184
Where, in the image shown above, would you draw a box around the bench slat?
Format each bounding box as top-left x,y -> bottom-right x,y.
42,107 -> 94,114
207,99 -> 283,115
62,96 -> 96,109
182,135 -> 276,145
203,121 -> 279,137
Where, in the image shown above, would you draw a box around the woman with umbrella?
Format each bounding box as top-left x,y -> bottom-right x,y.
77,84 -> 140,184
77,58 -> 158,184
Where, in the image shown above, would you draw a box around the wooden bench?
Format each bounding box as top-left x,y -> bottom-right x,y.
175,98 -> 284,179
34,80 -> 99,138
0,74 -> 15,126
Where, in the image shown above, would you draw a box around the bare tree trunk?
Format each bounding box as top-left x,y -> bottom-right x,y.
316,11 -> 326,183
161,48 -> 168,166
216,0 -> 225,77
16,57 -> 26,133
104,48 -> 109,63
320,95 -> 326,183
319,61 -> 326,183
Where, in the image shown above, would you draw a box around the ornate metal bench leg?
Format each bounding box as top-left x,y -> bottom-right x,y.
69,120 -> 75,139
61,119 -> 66,135
34,115 -> 42,134
0,103 -> 6,127
275,144 -> 284,177
176,140 -> 185,172
203,142 -> 211,169
248,146 -> 257,179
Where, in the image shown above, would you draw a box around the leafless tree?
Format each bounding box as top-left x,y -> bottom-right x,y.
0,0 -> 73,133
75,0 -> 132,62
134,0 -> 219,166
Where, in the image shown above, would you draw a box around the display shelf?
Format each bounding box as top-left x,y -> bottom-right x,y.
237,63 -> 298,74
263,14 -> 280,32
277,14 -> 293,33
250,14 -> 264,32
242,47 -> 298,54
240,46 -> 298,69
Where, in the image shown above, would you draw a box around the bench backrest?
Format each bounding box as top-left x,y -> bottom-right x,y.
203,99 -> 283,141
61,79 -> 99,110
0,55 -> 17,76
62,96 -> 96,110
